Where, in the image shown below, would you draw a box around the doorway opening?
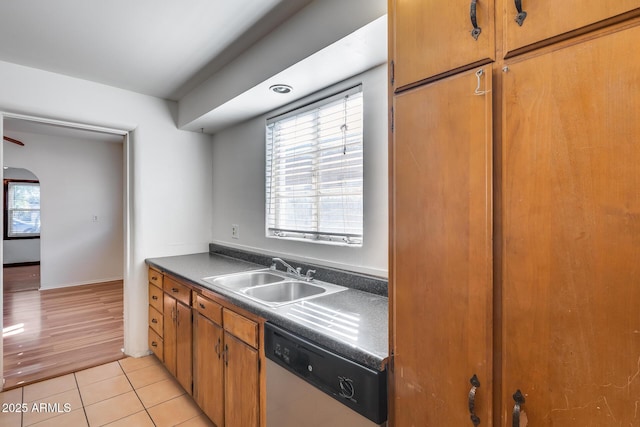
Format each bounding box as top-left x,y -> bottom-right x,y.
3,169 -> 41,293
1,114 -> 131,389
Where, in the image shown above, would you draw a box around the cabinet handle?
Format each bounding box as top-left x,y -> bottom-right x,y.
151,318 -> 158,324
171,287 -> 179,293
199,303 -> 206,309
468,374 -> 481,426
151,341 -> 158,347
151,276 -> 158,281
151,295 -> 158,300
223,344 -> 229,366
215,338 -> 221,359
514,0 -> 527,26
470,0 -> 482,40
512,389 -> 525,427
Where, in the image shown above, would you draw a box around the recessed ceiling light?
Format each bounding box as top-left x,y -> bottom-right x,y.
270,84 -> 293,94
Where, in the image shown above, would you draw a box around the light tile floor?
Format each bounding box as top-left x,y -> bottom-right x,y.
0,355 -> 214,427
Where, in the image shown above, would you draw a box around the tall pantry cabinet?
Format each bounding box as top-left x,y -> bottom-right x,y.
389,1 -> 640,426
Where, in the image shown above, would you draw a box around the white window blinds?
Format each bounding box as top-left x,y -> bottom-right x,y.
266,86 -> 363,246
6,181 -> 41,238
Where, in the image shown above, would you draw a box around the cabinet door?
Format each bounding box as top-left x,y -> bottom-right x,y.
194,313 -> 224,427
163,294 -> 177,377
502,26 -> 640,426
224,332 -> 259,427
392,0 -> 494,88
503,0 -> 640,55
176,301 -> 192,395
391,67 -> 493,426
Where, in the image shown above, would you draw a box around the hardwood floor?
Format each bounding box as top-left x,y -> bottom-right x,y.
3,264 -> 40,293
3,281 -> 124,389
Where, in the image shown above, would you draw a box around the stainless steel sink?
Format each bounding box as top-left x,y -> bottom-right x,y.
203,270 -> 286,290
242,281 -> 325,302
202,269 -> 347,307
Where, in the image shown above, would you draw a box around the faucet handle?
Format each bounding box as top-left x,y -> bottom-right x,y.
305,269 -> 316,281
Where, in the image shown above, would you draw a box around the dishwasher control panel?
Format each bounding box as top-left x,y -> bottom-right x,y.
265,322 -> 387,424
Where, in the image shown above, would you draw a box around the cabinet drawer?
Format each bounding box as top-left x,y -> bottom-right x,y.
149,283 -> 163,313
148,305 -> 163,336
148,327 -> 164,361
148,268 -> 163,288
223,308 -> 258,349
164,276 -> 191,306
195,294 -> 222,326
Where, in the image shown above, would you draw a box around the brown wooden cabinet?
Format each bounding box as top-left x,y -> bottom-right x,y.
222,309 -> 260,427
192,292 -> 261,427
392,67 -> 493,426
391,0 -> 494,88
148,268 -> 164,361
163,290 -> 193,395
194,308 -> 225,426
390,2 -> 640,426
501,0 -> 640,55
500,26 -> 640,425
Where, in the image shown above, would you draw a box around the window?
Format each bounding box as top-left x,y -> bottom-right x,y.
266,86 -> 363,246
4,180 -> 41,239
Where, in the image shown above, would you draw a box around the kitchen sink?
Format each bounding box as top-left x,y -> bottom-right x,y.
202,268 -> 347,307
242,281 -> 325,302
203,270 -> 286,290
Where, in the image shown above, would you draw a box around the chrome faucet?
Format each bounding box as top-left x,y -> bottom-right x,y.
271,257 -> 316,281
271,257 -> 302,276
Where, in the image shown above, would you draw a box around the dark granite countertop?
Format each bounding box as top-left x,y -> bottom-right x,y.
145,252 -> 388,371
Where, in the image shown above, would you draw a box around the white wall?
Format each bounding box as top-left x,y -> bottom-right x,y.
4,132 -> 123,289
0,59 -> 213,360
3,167 -> 40,264
210,64 -> 388,277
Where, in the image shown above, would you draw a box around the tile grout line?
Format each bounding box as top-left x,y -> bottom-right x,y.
117,359 -> 158,427
72,372 -> 91,427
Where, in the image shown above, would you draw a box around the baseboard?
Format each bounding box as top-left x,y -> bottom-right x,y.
39,277 -> 124,290
3,261 -> 41,268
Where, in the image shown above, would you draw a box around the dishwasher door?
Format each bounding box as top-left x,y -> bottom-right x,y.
264,322 -> 387,427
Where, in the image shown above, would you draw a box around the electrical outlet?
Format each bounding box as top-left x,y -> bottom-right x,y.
231,224 -> 240,239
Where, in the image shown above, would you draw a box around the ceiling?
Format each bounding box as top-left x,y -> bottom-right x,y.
0,0 -> 313,101
0,0 -> 387,137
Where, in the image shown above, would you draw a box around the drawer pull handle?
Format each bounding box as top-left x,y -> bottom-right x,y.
514,0 -> 527,26
171,287 -> 179,293
151,295 -> 158,300
199,303 -> 206,309
512,389 -> 525,427
151,276 -> 158,281
151,341 -> 158,347
470,0 -> 482,40
468,374 -> 481,426
151,318 -> 158,324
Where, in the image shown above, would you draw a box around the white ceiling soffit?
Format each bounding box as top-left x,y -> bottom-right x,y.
182,16 -> 387,134
178,0 -> 387,133
0,0 -> 313,101
3,118 -> 125,144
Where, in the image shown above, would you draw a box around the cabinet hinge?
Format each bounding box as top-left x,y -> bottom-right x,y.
390,60 -> 395,85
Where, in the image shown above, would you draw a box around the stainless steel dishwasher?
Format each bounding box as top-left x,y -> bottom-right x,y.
265,322 -> 387,427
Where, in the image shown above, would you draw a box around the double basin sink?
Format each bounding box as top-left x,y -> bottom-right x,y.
202,269 -> 347,308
